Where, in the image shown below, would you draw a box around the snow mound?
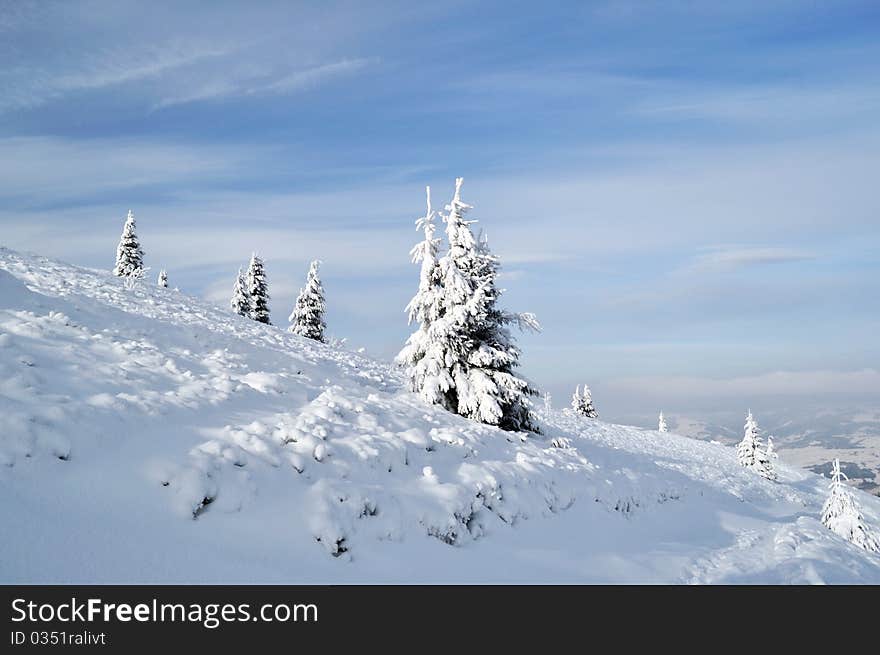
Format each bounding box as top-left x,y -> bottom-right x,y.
1,247 -> 879,583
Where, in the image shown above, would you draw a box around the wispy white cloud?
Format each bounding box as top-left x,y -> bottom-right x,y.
1,42 -> 238,111
683,246 -> 815,274
154,57 -> 375,110
630,84 -> 880,126
261,58 -> 373,94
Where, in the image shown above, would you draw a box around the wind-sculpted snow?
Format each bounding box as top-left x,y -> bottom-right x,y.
1,247 -> 879,583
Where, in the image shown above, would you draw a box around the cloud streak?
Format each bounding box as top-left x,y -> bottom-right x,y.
1,42 -> 238,111
154,58 -> 375,110
683,247 -> 815,274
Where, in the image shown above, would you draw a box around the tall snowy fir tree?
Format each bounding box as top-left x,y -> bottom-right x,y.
571,384 -> 598,418
658,411 -> 667,433
396,187 -> 450,405
289,260 -> 327,342
821,459 -> 879,552
157,269 -> 168,288
441,178 -> 538,432
245,253 -> 271,324
230,267 -> 251,318
112,209 -> 144,277
398,179 -> 539,433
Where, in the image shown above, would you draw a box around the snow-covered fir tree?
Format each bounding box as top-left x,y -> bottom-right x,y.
736,410 -> 760,467
113,209 -> 144,277
398,179 -> 539,432
736,410 -> 776,480
157,269 -> 168,288
756,440 -> 777,481
821,458 -> 879,552
459,226 -> 540,432
230,267 -> 251,318
245,253 -> 270,324
658,411 -> 667,433
571,384 -> 598,418
289,260 -> 327,342
396,187 -> 450,405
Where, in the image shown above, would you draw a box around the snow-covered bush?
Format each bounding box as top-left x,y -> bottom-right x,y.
157,269 -> 168,288
122,266 -> 147,290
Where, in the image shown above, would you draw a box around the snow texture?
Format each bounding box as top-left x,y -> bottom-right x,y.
1,247 -> 879,583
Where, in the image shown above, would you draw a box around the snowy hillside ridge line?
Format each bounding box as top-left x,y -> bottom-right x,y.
1,247 -> 879,583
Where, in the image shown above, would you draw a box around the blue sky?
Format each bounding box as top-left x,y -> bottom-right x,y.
1,1 -> 879,419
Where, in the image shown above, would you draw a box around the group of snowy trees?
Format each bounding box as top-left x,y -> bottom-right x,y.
231,254 -> 271,325
112,209 -> 326,339
733,411 -> 878,551
397,180 -> 540,433
229,254 -> 327,341
570,385 -> 598,418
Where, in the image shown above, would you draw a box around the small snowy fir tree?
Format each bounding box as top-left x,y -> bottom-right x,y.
736,410 -> 776,480
245,253 -> 271,324
157,269 -> 168,288
736,410 -> 761,467
113,209 -> 144,277
821,458 -> 879,552
571,384 -> 598,418
289,260 -> 327,342
658,411 -> 668,433
230,267 -> 251,318
543,393 -> 553,413
763,436 -> 778,478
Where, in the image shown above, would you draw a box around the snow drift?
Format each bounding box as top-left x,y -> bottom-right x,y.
1,247 -> 879,583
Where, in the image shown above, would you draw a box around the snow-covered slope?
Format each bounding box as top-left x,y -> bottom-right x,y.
1,247 -> 879,583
